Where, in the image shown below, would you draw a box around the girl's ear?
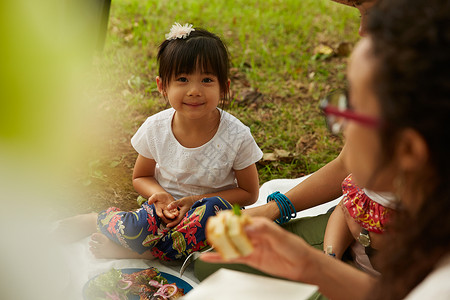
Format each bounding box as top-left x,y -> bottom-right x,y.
395,129 -> 429,172
156,76 -> 165,95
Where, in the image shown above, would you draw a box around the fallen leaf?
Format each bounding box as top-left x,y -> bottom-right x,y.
274,149 -> 291,158
312,44 -> 335,61
314,44 -> 334,55
263,153 -> 277,161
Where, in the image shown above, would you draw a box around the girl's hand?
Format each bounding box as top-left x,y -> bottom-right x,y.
200,217 -> 316,283
147,192 -> 177,224
164,196 -> 198,228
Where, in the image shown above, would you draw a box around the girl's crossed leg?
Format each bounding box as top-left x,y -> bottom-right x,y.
93,196 -> 232,260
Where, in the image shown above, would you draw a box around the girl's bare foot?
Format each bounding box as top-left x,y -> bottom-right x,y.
51,213 -> 98,243
89,232 -> 155,260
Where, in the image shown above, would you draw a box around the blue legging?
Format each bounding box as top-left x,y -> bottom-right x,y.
97,196 -> 232,261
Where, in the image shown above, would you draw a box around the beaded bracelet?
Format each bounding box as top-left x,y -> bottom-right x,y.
267,191 -> 297,224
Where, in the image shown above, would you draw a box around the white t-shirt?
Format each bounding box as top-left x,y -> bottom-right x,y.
404,254 -> 450,299
131,108 -> 263,200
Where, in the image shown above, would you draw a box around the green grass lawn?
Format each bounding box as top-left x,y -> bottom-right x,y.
67,0 -> 360,213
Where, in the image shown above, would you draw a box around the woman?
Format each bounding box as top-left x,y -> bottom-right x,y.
202,0 -> 450,298
243,0 -> 380,223
194,0 -> 383,281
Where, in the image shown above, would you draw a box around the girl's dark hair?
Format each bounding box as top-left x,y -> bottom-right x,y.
366,0 -> 450,299
157,27 -> 230,103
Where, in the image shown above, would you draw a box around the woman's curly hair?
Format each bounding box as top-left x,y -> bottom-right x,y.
366,0 -> 450,298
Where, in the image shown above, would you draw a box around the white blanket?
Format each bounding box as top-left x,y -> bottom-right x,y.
252,175 -> 342,218
182,269 -> 318,300
59,237 -> 199,299
60,176 -> 340,299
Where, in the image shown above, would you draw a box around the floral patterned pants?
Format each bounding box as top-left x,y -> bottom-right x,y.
97,196 -> 232,261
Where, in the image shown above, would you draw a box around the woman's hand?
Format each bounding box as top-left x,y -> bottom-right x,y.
202,216 -> 375,300
242,201 -> 280,220
200,217 -> 316,283
164,196 -> 198,228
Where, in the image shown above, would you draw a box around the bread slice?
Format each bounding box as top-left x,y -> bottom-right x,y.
206,210 -> 253,260
225,213 -> 253,257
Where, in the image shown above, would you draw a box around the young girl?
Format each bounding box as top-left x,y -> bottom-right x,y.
59,23 -> 263,261
323,173 -> 397,275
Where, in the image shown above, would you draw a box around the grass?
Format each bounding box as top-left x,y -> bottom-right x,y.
69,0 -> 361,215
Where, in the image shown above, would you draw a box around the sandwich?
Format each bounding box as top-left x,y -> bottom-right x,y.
206,206 -> 254,260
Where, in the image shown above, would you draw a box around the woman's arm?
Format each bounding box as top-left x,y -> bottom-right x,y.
201,217 -> 376,300
245,144 -> 350,220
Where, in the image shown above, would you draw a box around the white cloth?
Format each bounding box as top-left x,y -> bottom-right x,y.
49,175 -> 449,300
58,176 -> 338,299
363,188 -> 397,209
350,242 -> 380,277
249,175 -> 342,219
59,237 -> 199,300
182,269 -> 318,300
404,254 -> 450,300
131,108 -> 263,200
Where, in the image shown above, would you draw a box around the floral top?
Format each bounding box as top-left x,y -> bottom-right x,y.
342,174 -> 395,233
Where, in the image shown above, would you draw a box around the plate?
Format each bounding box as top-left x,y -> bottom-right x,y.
83,268 -> 193,300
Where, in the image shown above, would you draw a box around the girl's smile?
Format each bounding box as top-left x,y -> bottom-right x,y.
183,102 -> 205,107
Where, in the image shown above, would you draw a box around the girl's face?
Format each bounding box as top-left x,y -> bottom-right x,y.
157,68 -> 223,121
344,38 -> 395,191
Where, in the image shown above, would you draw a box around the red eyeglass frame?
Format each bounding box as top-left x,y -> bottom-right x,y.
321,104 -> 381,128
320,89 -> 383,131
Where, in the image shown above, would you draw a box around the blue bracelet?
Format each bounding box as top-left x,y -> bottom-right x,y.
267,191 -> 297,224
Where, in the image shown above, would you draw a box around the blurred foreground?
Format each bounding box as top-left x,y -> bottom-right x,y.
0,1 -> 110,298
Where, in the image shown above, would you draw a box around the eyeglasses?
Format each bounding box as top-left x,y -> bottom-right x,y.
320,89 -> 381,134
